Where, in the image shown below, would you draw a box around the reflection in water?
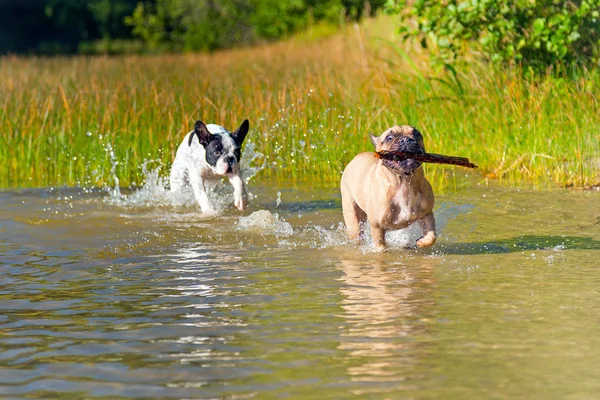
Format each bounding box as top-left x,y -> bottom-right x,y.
337,253 -> 437,394
154,244 -> 250,368
1,183 -> 600,398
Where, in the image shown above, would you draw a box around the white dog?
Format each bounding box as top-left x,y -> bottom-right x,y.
169,120 -> 249,214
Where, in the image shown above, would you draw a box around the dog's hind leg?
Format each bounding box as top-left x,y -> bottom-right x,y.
416,212 -> 436,248
341,190 -> 365,242
169,159 -> 186,193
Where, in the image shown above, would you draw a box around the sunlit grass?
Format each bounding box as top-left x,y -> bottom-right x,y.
1,16 -> 599,190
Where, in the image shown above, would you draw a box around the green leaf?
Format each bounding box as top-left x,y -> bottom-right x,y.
533,18 -> 545,34
568,31 -> 581,42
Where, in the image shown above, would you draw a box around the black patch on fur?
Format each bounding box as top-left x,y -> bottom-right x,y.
204,136 -> 224,167
189,120 -> 213,146
410,127 -> 425,151
231,119 -> 249,147
411,127 -> 423,141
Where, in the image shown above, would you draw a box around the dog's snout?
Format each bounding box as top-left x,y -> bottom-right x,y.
225,155 -> 237,173
397,136 -> 423,153
397,136 -> 415,148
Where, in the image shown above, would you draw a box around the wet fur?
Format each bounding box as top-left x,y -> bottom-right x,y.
170,120 -> 249,214
340,125 -> 436,251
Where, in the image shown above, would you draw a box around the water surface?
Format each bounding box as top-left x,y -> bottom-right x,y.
1,181 -> 599,399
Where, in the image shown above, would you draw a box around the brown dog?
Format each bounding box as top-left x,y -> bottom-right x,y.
340,126 -> 436,251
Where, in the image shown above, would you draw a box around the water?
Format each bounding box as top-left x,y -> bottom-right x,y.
1,176 -> 600,399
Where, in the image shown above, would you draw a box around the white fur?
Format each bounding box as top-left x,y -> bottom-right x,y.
169,124 -> 247,214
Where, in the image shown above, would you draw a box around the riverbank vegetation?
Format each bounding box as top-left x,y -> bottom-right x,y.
1,16 -> 599,189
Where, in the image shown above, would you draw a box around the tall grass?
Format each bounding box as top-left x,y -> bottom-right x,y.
1,17 -> 599,189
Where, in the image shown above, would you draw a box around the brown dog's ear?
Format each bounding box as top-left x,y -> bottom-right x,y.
189,120 -> 212,146
369,132 -> 379,148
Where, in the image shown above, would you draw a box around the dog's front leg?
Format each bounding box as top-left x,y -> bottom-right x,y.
189,171 -> 215,215
370,224 -> 387,252
416,212 -> 436,248
228,175 -> 247,211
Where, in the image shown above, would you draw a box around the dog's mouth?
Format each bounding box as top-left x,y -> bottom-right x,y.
383,158 -> 422,175
382,145 -> 424,175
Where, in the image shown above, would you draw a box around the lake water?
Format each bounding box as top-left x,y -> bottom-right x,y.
1,175 -> 599,399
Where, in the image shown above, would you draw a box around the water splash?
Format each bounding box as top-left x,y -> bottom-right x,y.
104,142 -> 121,198
240,142 -> 266,184
299,223 -> 349,249
106,160 -> 198,208
237,210 -> 294,236
360,201 -> 474,253
103,141 -> 265,213
229,200 -> 474,253
93,135 -> 471,254
235,210 -> 347,250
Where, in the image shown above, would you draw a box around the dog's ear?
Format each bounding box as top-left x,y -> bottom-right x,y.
232,119 -> 249,146
369,132 -> 379,148
189,120 -> 212,146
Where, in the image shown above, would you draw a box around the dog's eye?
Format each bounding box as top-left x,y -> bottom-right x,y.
384,136 -> 393,142
214,150 -> 221,156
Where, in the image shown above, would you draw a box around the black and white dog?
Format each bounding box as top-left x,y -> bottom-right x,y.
169,120 -> 249,214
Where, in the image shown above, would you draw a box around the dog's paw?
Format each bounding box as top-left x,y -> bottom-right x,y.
374,244 -> 388,252
201,208 -> 218,217
235,196 -> 248,211
416,231 -> 437,248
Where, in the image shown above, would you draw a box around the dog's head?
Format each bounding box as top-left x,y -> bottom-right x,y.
189,119 -> 249,175
370,125 -> 425,175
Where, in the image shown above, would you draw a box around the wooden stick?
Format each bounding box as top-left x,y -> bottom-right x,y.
375,150 -> 477,169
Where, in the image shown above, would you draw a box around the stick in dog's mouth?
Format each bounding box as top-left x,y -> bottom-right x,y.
375,150 -> 478,169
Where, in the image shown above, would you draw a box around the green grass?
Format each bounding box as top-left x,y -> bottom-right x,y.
1,16 -> 599,190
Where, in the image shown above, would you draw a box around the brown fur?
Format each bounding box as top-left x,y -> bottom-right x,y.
340,126 -> 436,251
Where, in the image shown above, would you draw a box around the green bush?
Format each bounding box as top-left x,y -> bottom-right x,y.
125,0 -> 387,52
387,0 -> 600,71
0,0 -> 386,54
125,0 -> 255,52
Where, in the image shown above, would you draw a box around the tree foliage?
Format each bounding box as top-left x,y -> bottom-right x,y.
125,0 -> 254,51
386,0 -> 600,70
0,0 -> 138,54
126,0 -> 387,52
0,0 -> 386,54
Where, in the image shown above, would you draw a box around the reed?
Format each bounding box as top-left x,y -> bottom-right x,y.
1,17 -> 599,190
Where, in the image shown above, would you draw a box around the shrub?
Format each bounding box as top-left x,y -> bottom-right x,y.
386,0 -> 600,71
125,0 -> 387,52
